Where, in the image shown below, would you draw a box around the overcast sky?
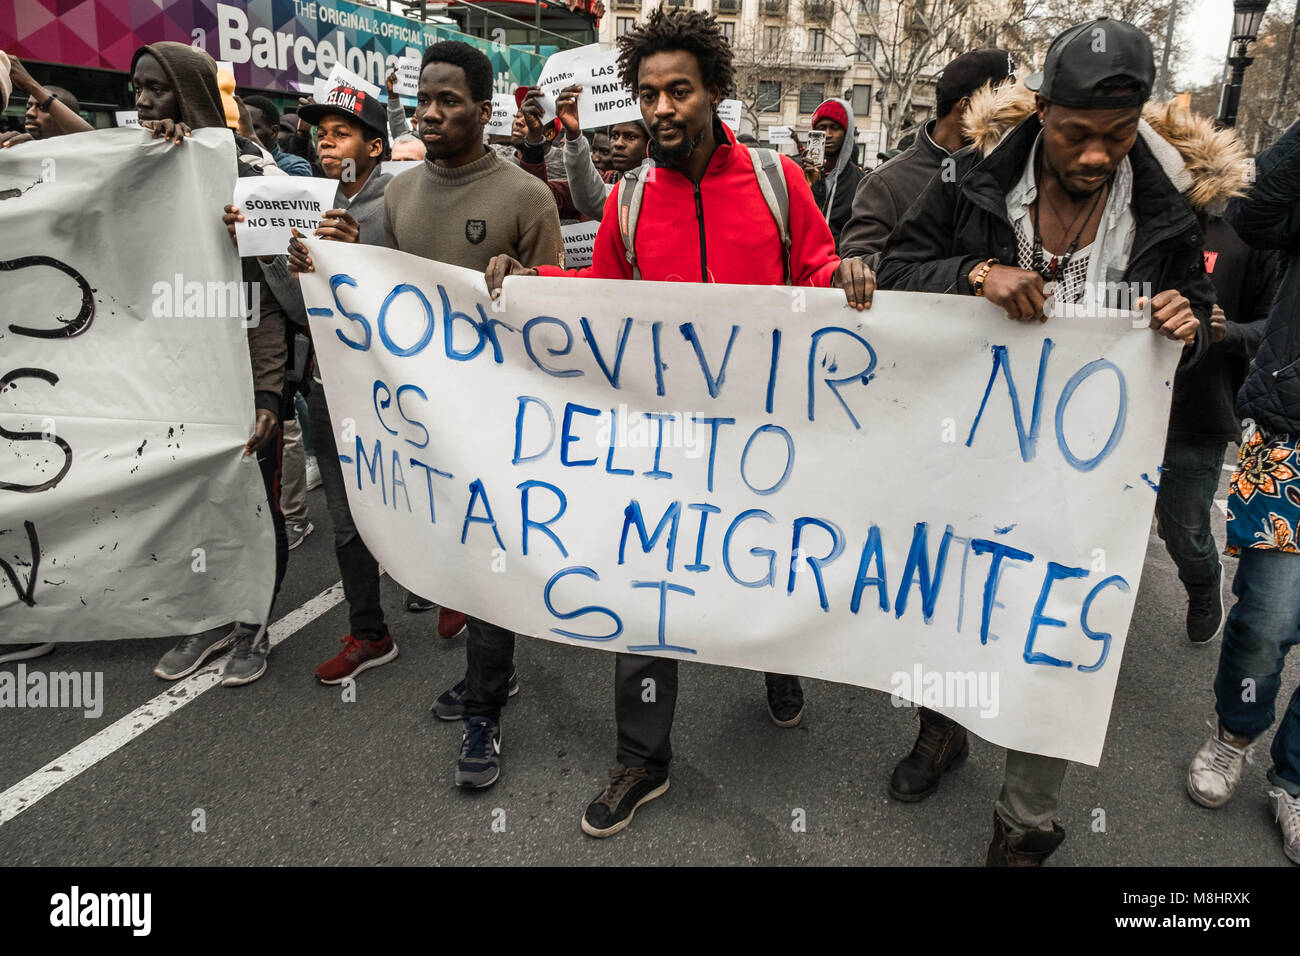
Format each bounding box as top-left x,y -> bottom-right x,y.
1181,0 -> 1263,87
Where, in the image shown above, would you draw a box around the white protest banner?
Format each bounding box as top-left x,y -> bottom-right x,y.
485,92 -> 516,138
300,245 -> 1182,765
534,44 -> 640,129
561,221 -> 599,269
0,128 -> 276,643
232,176 -> 338,258
115,110 -> 140,128
717,99 -> 742,129
395,57 -> 421,97
765,125 -> 793,145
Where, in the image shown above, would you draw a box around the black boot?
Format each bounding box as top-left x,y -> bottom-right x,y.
985,812 -> 1066,867
888,707 -> 969,802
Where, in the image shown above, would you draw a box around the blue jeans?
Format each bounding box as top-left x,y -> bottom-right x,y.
1155,438 -> 1227,593
1213,547 -> 1300,795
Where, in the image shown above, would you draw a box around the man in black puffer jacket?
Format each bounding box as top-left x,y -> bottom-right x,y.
1185,118 -> 1300,866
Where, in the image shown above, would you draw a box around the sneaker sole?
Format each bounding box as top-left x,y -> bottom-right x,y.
432,680 -> 521,721
1186,771 -> 1235,809
316,644 -> 400,685
887,735 -> 970,803
153,630 -> 241,681
286,525 -> 313,551
455,765 -> 501,789
439,623 -> 469,640
221,659 -> 269,687
581,778 -> 670,838
0,643 -> 56,664
768,701 -> 805,728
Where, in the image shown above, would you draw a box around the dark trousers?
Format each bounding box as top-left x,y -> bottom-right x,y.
309,385 -> 386,641
1155,438 -> 1228,593
255,422 -> 288,620
613,654 -> 794,777
463,618 -> 516,721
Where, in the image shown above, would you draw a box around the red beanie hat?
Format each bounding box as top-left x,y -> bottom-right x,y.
811,100 -> 848,130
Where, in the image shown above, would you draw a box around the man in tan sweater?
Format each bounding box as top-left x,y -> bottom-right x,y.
333,41 -> 562,790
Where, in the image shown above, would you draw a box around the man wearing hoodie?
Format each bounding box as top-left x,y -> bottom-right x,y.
1185,117 -> 1300,865
840,49 -> 1013,267
802,98 -> 860,250
131,41 -> 290,688
485,7 -> 873,839
875,18 -> 1226,865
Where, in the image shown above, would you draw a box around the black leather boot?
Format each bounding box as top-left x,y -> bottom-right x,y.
887,707 -> 969,802
985,811 -> 1066,866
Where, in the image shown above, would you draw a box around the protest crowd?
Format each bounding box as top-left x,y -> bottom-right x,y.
3,5 -> 1300,868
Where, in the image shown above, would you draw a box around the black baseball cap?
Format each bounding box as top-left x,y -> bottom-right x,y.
936,49 -> 1014,109
299,84 -> 389,143
1026,17 -> 1155,109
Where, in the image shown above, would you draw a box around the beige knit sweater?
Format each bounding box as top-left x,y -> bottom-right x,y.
383,147 -> 564,271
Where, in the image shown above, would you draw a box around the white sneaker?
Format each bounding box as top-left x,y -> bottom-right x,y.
304,456 -> 322,492
1268,787 -> 1300,864
1187,722 -> 1254,808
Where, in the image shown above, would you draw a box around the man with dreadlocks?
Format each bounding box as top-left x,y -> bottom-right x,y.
485,6 -> 874,838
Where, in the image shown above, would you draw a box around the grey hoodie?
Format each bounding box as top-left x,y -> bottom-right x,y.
808,97 -> 862,251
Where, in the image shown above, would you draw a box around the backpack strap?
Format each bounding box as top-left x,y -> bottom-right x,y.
616,164 -> 654,281
749,147 -> 791,285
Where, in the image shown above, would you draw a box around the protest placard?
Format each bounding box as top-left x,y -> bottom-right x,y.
485,92 -> 516,138
0,128 -> 276,643
561,220 -> 599,269
765,125 -> 793,145
114,110 -> 139,128
717,99 -> 742,129
534,44 -> 640,129
395,56 -> 420,97
232,176 -> 338,258
299,243 -> 1182,765
314,61 -> 382,105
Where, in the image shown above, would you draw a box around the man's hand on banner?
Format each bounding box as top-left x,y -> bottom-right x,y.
0,131 -> 33,148
973,263 -> 1046,322
485,254 -> 539,297
1210,303 -> 1227,343
141,118 -> 191,145
1138,289 -> 1199,344
245,409 -> 279,456
222,204 -> 275,264
832,257 -> 874,311
315,209 -> 360,244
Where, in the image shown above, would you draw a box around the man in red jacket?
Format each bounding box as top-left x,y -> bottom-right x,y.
487,7 -> 873,838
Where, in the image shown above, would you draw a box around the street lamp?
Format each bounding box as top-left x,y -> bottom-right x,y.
1216,0 -> 1270,128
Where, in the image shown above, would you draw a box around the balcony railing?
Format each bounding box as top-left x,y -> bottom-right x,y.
792,49 -> 848,69
805,0 -> 833,20
714,0 -> 742,13
762,0 -> 787,13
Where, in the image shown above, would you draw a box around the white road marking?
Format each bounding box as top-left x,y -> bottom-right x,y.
0,582 -> 345,827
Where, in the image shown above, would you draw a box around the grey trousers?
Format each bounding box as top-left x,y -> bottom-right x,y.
280,417 -> 309,524
996,749 -> 1070,838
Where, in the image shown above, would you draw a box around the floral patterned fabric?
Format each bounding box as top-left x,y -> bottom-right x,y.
1225,426 -> 1300,555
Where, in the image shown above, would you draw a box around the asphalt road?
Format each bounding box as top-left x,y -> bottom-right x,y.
2,452 -> 1297,867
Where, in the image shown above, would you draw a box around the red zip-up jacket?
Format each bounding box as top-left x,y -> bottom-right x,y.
537,120 -> 841,286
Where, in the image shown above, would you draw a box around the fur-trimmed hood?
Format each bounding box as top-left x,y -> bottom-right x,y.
961,79 -> 1247,211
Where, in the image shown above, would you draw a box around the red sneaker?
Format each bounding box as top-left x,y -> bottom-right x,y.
315,633 -> 399,684
437,609 -> 468,639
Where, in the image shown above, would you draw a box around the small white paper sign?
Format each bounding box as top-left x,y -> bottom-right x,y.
395,57 -> 420,97
313,62 -> 382,106
115,110 -> 140,128
717,99 -> 741,129
232,176 -> 339,257
765,125 -> 793,145
486,92 -> 516,137
215,60 -> 234,75
535,44 -> 640,129
561,220 -> 599,269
